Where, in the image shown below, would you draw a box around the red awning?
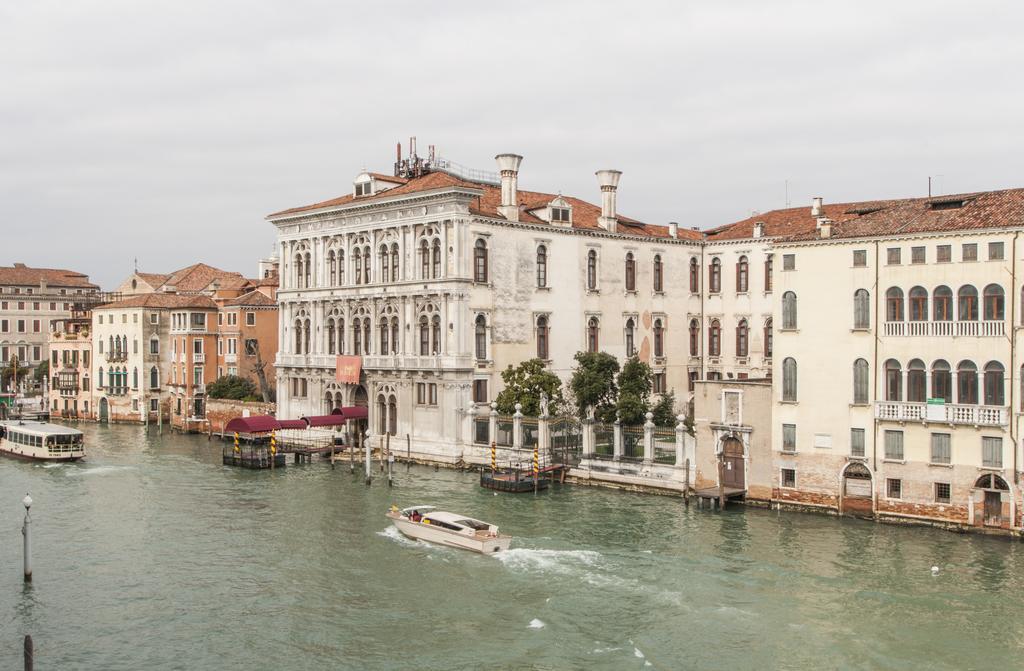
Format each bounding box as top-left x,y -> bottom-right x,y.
302,414 -> 348,427
224,415 -> 281,433
278,419 -> 309,430
331,406 -> 369,420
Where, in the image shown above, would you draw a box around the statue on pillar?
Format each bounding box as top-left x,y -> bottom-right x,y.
539,392 -> 549,418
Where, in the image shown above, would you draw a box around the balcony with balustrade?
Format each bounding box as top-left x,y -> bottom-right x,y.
883,320 -> 1005,337
875,400 -> 1008,427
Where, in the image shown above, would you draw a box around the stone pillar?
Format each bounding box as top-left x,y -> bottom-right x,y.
675,413 -> 686,467
643,411 -> 655,464
489,401 -> 498,448
538,408 -> 550,458
581,414 -> 594,460
464,404 -> 476,449
513,403 -> 523,450
613,413 -> 623,461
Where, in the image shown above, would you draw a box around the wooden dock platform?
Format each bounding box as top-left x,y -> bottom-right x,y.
692,486 -> 746,510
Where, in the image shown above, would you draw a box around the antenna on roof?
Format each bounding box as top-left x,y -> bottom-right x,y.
928,176 -> 931,198
784,179 -> 790,207
133,257 -> 137,273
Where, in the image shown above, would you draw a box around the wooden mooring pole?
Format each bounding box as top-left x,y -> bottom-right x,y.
24,634 -> 33,671
406,433 -> 411,471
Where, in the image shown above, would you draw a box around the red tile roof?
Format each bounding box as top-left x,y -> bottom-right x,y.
95,294 -> 218,310
268,170 -> 701,241
708,188 -> 1024,243
0,264 -> 98,289
223,290 -> 277,308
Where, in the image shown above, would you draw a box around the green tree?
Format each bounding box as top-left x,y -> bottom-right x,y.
569,351 -> 619,423
206,375 -> 259,401
494,358 -> 564,416
34,360 -> 50,384
615,356 -> 652,425
651,389 -> 678,427
1,357 -> 31,391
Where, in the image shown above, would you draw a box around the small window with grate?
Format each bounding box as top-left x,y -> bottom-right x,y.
887,248 -> 901,265
962,243 -> 978,261
937,245 -> 951,262
935,482 -> 951,504
988,241 -> 1004,260
782,254 -> 796,271
781,468 -> 796,488
853,250 -> 867,267
911,246 -> 926,264
887,478 -> 902,499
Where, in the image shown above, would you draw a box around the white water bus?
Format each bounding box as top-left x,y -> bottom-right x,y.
0,421 -> 85,462
386,505 -> 512,554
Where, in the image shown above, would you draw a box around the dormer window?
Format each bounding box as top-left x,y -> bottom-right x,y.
551,206 -> 571,222
355,181 -> 372,197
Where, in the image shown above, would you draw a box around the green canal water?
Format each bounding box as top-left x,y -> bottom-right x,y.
2,423 -> 1023,670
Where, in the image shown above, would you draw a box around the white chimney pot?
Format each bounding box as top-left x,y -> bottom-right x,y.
811,196 -> 823,217
595,169 -> 622,232
668,222 -> 679,239
495,153 -> 524,222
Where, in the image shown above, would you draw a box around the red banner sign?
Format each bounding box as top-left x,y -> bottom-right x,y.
335,356 -> 362,384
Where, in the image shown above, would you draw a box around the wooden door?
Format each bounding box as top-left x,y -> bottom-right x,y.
720,438 -> 745,489
984,491 -> 1002,526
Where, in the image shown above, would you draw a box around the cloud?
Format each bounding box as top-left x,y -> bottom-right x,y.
1,0 -> 1022,287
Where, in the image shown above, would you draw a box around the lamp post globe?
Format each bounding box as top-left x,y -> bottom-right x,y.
22,494 -> 32,511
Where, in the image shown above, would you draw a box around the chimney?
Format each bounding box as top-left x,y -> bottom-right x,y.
595,169 -> 622,233
495,154 -> 523,222
819,219 -> 833,238
811,196 -> 823,217
668,222 -> 679,239
753,222 -> 765,238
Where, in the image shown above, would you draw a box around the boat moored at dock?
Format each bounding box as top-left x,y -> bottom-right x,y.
386,505 -> 512,554
0,421 -> 85,462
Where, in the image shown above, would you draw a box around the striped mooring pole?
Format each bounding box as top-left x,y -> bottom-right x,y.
533,444 -> 539,477
270,431 -> 277,469
233,432 -> 240,453
491,441 -> 496,473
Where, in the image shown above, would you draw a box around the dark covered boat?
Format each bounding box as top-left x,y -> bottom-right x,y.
480,468 -> 550,493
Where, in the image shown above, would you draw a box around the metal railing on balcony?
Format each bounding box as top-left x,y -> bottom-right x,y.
875,400 -> 1008,426
105,351 -> 128,363
193,352 -> 205,363
883,320 -> 1005,337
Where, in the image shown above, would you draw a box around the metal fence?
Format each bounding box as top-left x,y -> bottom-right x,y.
522,419 -> 539,449
496,416 -> 514,447
549,417 -> 582,466
653,427 -> 676,464
474,418 -> 490,445
594,423 -> 614,459
622,425 -> 644,461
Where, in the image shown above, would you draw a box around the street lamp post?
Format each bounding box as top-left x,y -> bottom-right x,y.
22,493 -> 32,582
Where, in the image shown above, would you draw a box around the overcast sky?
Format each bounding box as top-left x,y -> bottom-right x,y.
2,1 -> 1022,289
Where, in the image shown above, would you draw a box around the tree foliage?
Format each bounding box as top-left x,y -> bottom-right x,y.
207,375 -> 259,401
651,389 -> 678,427
34,360 -> 50,383
494,358 -> 563,416
615,356 -> 652,425
569,351 -> 620,423
1,358 -> 31,391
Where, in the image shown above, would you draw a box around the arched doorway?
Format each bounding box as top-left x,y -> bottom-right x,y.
353,385 -> 369,436
99,397 -> 109,423
720,437 -> 745,489
974,474 -> 1010,527
841,462 -> 874,518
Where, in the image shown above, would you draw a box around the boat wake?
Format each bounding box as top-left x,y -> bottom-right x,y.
65,465 -> 136,477
377,525 -> 422,548
493,547 -> 602,575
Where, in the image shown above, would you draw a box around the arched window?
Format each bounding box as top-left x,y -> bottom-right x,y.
419,316 -> 429,355
625,318 -> 635,356
390,318 -> 399,355
958,285 -> 978,321
377,394 -> 388,435
303,252 -> 312,288
854,289 -> 870,328
362,248 -> 371,284
390,244 -> 399,282
689,319 -> 699,356
353,318 -> 362,356
338,250 -> 345,285
420,240 -> 430,279
536,245 -> 548,288
736,256 -> 749,293
764,319 -> 773,358
294,319 -> 303,354
475,315 -> 487,360
473,239 -> 487,282
957,360 -> 978,404
294,253 -> 304,288
625,253 -> 636,291
304,319 -> 311,355
328,250 -> 337,285
587,317 -> 600,353
149,366 -> 158,389
708,319 -> 721,357
983,284 -> 1004,321
884,359 -> 902,401
98,367 -> 104,388
765,255 -> 773,292
709,258 -> 721,293
782,357 -> 797,402
886,287 -> 904,321
653,255 -> 663,292
736,319 -> 748,357
132,367 -> 138,390
933,286 -> 952,320
354,253 -> 363,286
536,316 -> 549,359
782,291 -> 797,329
380,245 -> 390,282
388,395 -> 398,435
689,257 -> 699,293
379,321 -> 389,355
327,318 -> 336,354
653,318 -> 664,358
363,319 -> 371,355
984,361 -> 1005,405
432,240 -> 442,279
853,358 -> 869,404
337,319 -> 345,355
909,287 -> 928,321
908,359 -> 926,402
431,315 -> 441,354
932,360 -> 952,403
587,250 -> 598,290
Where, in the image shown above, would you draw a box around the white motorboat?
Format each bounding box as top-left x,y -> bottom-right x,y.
0,420 -> 85,462
386,505 -> 512,554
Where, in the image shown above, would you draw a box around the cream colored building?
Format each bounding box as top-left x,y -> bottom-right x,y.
269,150 -> 708,458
